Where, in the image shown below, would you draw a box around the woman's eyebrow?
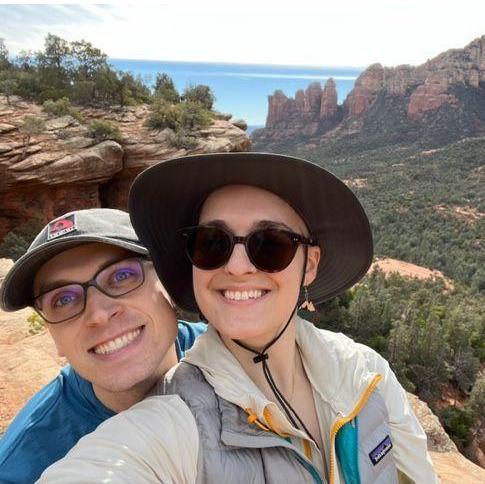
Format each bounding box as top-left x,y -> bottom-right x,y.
252,220 -> 294,231
202,219 -> 294,232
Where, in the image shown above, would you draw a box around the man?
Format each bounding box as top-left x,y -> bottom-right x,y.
0,208 -> 206,483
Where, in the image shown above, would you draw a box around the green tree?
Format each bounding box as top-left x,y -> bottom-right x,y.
468,374 -> 485,420
0,78 -> 18,105
183,84 -> 215,109
19,115 -> 46,159
70,39 -> 107,81
0,38 -> 10,71
36,34 -> 71,99
154,73 -> 179,103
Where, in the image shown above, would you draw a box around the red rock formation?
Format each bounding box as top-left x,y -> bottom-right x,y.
254,35 -> 485,148
320,78 -> 338,118
295,90 -> 306,112
407,77 -> 458,121
305,82 -> 322,112
343,63 -> 384,117
266,90 -> 290,127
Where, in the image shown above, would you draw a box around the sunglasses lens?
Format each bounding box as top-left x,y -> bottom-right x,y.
248,229 -> 297,272
186,227 -> 232,269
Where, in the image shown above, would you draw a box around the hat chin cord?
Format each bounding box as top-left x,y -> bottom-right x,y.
232,247 -> 319,447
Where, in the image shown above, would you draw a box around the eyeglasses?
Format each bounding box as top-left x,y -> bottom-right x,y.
33,257 -> 146,324
180,225 -> 317,273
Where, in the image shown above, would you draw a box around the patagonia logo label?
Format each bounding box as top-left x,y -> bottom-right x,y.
47,214 -> 76,240
369,435 -> 393,465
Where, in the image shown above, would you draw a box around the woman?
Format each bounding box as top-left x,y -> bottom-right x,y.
39,153 -> 437,483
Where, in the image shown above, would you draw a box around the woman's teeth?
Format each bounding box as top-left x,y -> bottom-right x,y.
93,328 -> 142,355
223,289 -> 265,301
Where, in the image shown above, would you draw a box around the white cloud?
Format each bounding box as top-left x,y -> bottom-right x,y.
0,1 -> 484,66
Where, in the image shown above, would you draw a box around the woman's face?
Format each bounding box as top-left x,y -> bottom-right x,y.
193,184 -> 320,348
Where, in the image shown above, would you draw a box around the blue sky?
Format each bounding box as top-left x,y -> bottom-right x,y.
1,1 -> 484,67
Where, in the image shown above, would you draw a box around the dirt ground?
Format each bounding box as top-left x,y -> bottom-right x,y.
0,259 -> 65,434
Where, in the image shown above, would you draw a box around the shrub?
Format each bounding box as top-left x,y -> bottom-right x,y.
88,119 -> 122,142
183,84 -> 215,110
0,218 -> 44,261
146,100 -> 212,132
19,115 -> 46,159
146,100 -> 182,130
468,374 -> 485,420
168,129 -> 198,150
179,102 -> 212,130
440,407 -> 473,447
42,97 -> 84,121
27,311 -> 46,335
0,78 -> 18,105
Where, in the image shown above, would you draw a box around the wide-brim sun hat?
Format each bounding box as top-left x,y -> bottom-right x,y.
129,152 -> 373,314
0,208 -> 148,312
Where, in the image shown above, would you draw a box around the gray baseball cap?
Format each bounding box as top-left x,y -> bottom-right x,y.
0,208 -> 148,312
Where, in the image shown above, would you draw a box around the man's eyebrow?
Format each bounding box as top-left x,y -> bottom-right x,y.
35,254 -> 131,296
36,279 -> 75,297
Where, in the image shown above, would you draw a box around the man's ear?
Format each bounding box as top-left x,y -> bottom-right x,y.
304,245 -> 322,286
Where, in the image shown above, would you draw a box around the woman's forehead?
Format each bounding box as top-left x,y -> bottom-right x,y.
199,184 -> 308,233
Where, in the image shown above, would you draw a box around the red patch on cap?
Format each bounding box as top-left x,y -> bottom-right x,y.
47,214 -> 77,240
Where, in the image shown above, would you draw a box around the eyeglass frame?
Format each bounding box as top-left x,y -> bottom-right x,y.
32,256 -> 149,324
179,224 -> 318,273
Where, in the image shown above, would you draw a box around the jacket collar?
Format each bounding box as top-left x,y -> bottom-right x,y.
183,316 -> 378,430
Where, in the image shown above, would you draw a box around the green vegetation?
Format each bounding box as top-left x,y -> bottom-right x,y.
146,99 -> 212,133
168,130 -> 199,150
19,115 -> 46,159
304,268 -> 484,452
0,34 -> 214,120
0,219 -> 45,261
440,407 -> 474,447
42,97 -> 83,121
183,84 -> 215,110
27,311 -> 46,335
154,73 -> 180,103
267,136 -> 485,295
88,119 -> 122,143
266,132 -> 485,454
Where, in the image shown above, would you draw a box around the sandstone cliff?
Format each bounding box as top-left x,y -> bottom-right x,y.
0,99 -> 250,241
253,35 -> 485,150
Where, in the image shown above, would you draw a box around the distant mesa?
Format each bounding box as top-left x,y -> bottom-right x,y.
253,35 -> 485,149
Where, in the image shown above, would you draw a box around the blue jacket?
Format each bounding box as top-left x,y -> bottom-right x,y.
0,321 -> 206,484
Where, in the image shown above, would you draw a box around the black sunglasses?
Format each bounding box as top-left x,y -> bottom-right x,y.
180,225 -> 317,273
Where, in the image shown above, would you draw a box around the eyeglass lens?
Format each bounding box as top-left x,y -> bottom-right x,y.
35,258 -> 144,323
186,227 -> 299,272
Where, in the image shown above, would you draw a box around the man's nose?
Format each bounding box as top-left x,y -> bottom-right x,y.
224,242 -> 257,275
82,286 -> 123,326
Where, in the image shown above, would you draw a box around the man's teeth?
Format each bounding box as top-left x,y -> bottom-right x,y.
223,290 -> 264,301
93,328 -> 141,355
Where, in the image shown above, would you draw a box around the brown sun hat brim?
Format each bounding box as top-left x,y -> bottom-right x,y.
128,152 -> 373,314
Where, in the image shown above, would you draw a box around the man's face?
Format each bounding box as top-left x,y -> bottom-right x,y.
193,185 -> 320,349
33,243 -> 178,400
